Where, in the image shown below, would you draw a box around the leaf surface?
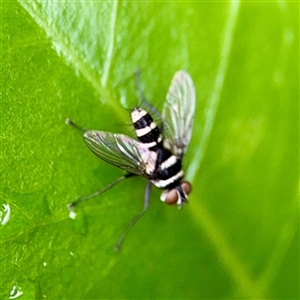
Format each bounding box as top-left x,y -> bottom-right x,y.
1,1 -> 298,299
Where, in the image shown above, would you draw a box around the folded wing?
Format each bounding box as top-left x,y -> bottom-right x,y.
84,131 -> 156,176
163,70 -> 196,158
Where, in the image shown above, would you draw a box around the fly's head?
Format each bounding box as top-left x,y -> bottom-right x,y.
160,181 -> 192,208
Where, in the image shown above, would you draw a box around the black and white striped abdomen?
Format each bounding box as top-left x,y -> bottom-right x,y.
151,148 -> 183,190
131,107 -> 162,150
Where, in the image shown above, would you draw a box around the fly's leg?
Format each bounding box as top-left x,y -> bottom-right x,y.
67,173 -> 136,214
114,180 -> 152,252
65,118 -> 88,132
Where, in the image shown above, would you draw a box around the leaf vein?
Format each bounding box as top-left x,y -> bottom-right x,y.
101,0 -> 118,87
18,1 -> 114,106
187,1 -> 265,298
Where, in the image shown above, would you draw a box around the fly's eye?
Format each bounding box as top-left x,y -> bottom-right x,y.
181,181 -> 192,196
160,181 -> 192,206
162,189 -> 179,205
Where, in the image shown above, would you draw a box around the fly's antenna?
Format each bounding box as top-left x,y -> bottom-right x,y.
114,180 -> 152,251
65,118 -> 88,132
134,69 -> 147,106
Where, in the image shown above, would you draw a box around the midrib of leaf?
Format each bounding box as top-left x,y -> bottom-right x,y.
187,1 -> 265,298
187,0 -> 239,180
18,1 -> 124,120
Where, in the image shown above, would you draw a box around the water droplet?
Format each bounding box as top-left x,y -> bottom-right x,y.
69,210 -> 76,219
43,262 -> 47,267
0,203 -> 11,225
67,205 -> 88,235
9,285 -> 23,299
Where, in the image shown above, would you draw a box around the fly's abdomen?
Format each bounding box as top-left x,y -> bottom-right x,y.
131,107 -> 162,150
151,148 -> 184,189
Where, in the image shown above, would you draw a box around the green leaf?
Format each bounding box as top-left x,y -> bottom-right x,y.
1,1 -> 298,299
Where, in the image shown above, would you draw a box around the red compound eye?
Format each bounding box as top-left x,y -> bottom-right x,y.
164,189 -> 179,205
181,181 -> 192,196
162,181 -> 192,206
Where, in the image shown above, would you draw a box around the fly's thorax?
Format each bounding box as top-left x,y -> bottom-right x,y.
141,150 -> 157,175
131,107 -> 162,149
160,181 -> 192,207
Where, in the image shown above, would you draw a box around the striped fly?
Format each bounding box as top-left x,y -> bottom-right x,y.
67,70 -> 196,251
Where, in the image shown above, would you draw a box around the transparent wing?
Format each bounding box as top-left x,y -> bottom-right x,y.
83,131 -> 156,176
163,70 -> 196,158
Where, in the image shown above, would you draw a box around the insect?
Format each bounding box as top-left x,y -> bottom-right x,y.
67,70 -> 196,251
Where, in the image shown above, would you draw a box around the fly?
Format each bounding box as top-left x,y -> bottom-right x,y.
66,70 -> 196,251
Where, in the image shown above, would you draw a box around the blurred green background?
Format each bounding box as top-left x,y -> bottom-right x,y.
1,1 -> 298,299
